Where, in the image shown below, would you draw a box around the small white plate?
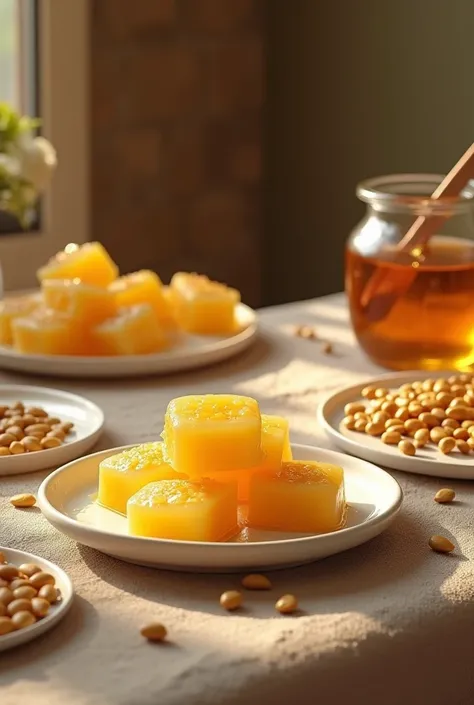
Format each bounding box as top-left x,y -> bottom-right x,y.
318,371 -> 474,479
0,546 -> 73,652
0,385 -> 104,476
0,304 -> 257,379
38,443 -> 402,573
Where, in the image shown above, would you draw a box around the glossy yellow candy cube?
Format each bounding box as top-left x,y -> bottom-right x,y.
204,414 -> 292,502
0,293 -> 42,345
38,242 -> 118,287
162,394 -> 262,476
93,304 -> 168,355
109,270 -> 176,329
169,272 -> 240,335
98,442 -> 185,515
127,478 -> 238,541
248,460 -> 346,533
42,279 -> 117,328
11,308 -> 87,355
261,414 -> 292,466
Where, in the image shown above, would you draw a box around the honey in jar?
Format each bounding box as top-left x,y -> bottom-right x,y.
346,175 -> 474,371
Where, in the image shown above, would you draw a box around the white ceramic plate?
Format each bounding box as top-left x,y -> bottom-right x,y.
0,546 -> 74,652
0,304 -> 257,378
318,371 -> 474,479
38,443 -> 402,573
0,385 -> 104,476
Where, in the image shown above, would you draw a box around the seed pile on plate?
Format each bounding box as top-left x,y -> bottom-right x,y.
0,402 -> 73,456
343,374 -> 474,456
0,553 -> 60,636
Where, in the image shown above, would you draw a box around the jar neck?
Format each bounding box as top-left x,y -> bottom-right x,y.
357,174 -> 474,217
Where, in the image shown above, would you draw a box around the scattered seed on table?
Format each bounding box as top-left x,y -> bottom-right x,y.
275,594 -> 298,614
429,535 -> 455,553
10,493 -> 36,508
141,622 -> 167,642
434,488 -> 455,504
220,590 -> 243,611
241,574 -> 272,590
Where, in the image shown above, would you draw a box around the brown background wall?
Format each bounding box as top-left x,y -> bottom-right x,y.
265,0 -> 474,305
90,0 -> 264,308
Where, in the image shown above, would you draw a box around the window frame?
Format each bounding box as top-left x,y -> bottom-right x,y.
0,0 -> 89,292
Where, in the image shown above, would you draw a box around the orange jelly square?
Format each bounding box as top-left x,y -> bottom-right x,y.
11,308 -> 88,355
169,272 -> 240,335
109,270 -> 176,330
162,394 -> 262,476
248,460 -> 346,533
38,242 -> 118,287
93,304 -> 168,355
42,279 -> 117,327
127,478 -> 239,542
98,442 -> 185,515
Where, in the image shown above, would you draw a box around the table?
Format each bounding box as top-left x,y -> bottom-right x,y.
1,294 -> 474,705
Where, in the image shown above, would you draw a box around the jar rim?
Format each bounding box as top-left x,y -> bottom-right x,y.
356,173 -> 474,213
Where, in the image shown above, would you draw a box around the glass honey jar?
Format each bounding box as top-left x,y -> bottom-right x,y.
346,174 -> 474,371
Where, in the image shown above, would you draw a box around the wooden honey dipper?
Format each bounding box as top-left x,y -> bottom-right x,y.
361,143 -> 474,322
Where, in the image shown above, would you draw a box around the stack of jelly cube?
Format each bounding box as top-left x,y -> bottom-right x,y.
97,394 -> 346,542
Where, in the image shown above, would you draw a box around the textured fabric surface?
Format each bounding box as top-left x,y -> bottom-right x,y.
1,294 -> 474,705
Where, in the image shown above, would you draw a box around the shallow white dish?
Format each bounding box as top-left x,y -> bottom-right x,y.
318,371 -> 474,479
38,443 -> 402,573
0,385 -> 104,476
0,546 -> 74,652
0,304 -> 257,378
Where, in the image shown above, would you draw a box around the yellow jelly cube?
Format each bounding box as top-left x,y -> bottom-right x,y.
0,293 -> 42,346
261,414 -> 292,466
11,308 -> 88,355
127,478 -> 238,542
169,272 -> 240,335
43,279 -> 117,328
93,304 -> 168,355
38,242 -> 118,287
98,442 -> 185,515
248,460 -> 346,533
109,270 -> 176,329
204,414 -> 292,502
162,394 -> 262,476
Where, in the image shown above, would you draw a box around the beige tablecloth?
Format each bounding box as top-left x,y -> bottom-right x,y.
1,294 -> 474,705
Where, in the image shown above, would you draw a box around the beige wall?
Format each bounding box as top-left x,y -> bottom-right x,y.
265,0 -> 474,305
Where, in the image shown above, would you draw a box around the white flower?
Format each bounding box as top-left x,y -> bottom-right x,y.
14,135 -> 57,192
0,153 -> 20,178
